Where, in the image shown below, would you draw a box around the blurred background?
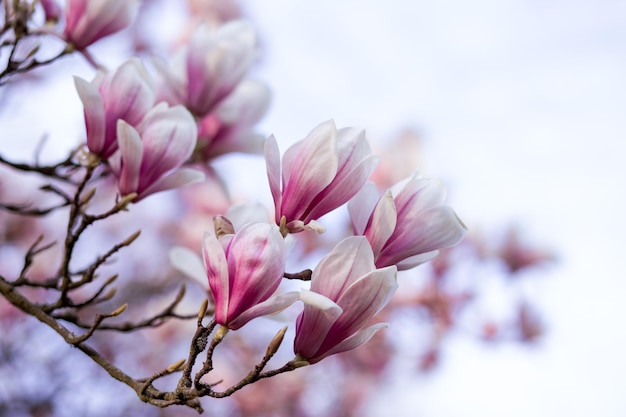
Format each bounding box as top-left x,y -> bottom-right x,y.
243,1 -> 626,415
1,0 -> 625,416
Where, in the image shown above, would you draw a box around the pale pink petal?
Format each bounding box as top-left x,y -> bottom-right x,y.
314,323 -> 388,364
228,291 -> 300,330
264,135 -> 282,223
348,181 -> 380,235
139,168 -> 205,200
365,190 -> 397,256
310,236 -> 375,301
74,76 -> 105,155
394,250 -> 440,271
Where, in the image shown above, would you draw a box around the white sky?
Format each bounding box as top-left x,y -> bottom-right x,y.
244,1 -> 626,416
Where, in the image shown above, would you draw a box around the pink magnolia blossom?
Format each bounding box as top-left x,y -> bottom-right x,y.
195,79 -> 270,161
63,0 -> 136,50
293,236 -> 397,364
154,20 -> 256,117
349,174 -> 467,271
265,120 -> 378,234
202,222 -> 298,330
74,57 -> 155,159
111,103 -> 203,201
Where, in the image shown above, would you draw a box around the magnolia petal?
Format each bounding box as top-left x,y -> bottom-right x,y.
138,168 -> 205,200
264,135 -> 282,223
280,120 -> 338,220
294,289 -> 343,359
225,223 -> 286,319
366,190 -> 398,256
74,76 -> 106,156
331,266 -> 397,338
394,250 -> 440,271
394,176 -> 446,216
312,323 -> 388,364
380,206 -> 467,265
310,236 -> 375,299
116,120 -> 143,196
228,291 -> 300,330
302,128 -> 378,222
168,246 -> 207,286
348,181 -> 380,235
202,231 -> 230,322
138,104 -> 198,180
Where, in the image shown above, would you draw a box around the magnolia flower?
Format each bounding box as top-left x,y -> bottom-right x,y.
63,0 -> 136,50
111,103 -> 203,201
154,20 -> 256,117
196,79 -> 270,161
293,236 -> 397,364
74,57 -> 155,159
265,120 -> 378,234
349,175 -> 467,271
202,222 -> 298,330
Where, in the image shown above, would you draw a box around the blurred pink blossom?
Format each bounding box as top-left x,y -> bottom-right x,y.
202,222 -> 297,330
111,103 -> 203,201
74,57 -> 155,159
265,120 -> 378,234
349,174 -> 467,270
63,0 -> 136,50
294,236 -> 397,364
154,20 -> 256,118
196,79 -> 270,160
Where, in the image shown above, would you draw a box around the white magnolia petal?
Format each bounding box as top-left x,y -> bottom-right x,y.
168,246 -> 207,286
228,291 -> 301,330
138,168 -> 205,200
348,181 -> 380,235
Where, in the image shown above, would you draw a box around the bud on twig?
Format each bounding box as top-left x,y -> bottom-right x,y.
166,359 -> 186,373
80,187 -> 97,206
122,230 -> 141,246
110,303 -> 128,317
265,326 -> 288,358
197,299 -> 208,321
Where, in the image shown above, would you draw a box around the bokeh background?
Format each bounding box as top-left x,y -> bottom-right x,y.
241,1 -> 626,415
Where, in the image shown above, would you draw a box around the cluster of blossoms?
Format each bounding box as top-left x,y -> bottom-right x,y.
61,0 -> 467,365
8,0 -> 465,378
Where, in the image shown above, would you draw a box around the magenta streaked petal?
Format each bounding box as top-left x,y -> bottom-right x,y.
202,232 -> 230,323
294,289 -> 343,359
224,223 -> 285,321
228,291 -> 300,330
393,176 -> 446,216
116,120 -> 142,196
281,120 -> 338,220
103,58 -> 155,126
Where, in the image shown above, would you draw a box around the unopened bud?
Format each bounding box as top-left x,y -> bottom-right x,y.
122,230 -> 141,246
80,187 -> 97,205
118,193 -> 138,208
166,359 -> 186,372
213,216 -> 234,238
110,303 -> 128,317
197,299 -> 208,321
266,326 -> 288,358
